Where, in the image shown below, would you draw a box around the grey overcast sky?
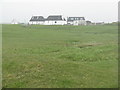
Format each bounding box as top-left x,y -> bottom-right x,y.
0,0 -> 119,23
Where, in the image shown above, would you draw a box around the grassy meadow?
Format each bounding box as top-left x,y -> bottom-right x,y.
2,24 -> 118,88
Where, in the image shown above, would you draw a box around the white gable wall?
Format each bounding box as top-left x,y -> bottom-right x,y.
37,21 -> 44,25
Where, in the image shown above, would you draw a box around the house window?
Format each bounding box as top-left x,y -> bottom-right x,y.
71,18 -> 74,20
80,18 -> 83,20
34,17 -> 37,19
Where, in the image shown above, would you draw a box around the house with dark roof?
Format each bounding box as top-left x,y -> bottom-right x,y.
29,15 -> 86,25
44,15 -> 67,25
29,16 -> 45,24
86,21 -> 92,25
67,17 -> 86,25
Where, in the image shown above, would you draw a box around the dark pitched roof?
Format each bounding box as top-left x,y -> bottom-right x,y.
46,15 -> 63,21
67,17 -> 85,21
30,16 -> 45,21
86,21 -> 91,23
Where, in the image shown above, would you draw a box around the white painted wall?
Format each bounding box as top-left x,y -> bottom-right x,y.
68,20 -> 86,25
29,21 -> 44,25
29,20 -> 86,25
77,20 -> 86,25
73,20 -> 79,25
44,21 -> 67,25
37,21 -> 44,25
29,21 -> 67,25
67,21 -> 73,25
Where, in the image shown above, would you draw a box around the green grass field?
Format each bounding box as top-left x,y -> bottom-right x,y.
2,24 -> 118,88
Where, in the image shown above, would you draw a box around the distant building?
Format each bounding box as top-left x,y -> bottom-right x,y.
91,23 -> 96,25
28,15 -> 92,26
86,21 -> 92,25
44,15 -> 67,25
67,17 -> 86,25
95,22 -> 104,25
29,16 -> 45,25
29,15 -> 67,25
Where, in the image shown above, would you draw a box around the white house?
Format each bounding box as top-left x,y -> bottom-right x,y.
29,16 -> 45,25
44,15 -> 67,25
67,17 -> 86,25
29,15 -> 86,25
